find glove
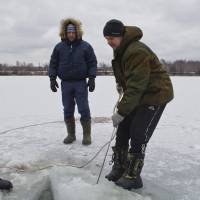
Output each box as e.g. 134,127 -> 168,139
111,112 -> 124,127
87,78 -> 95,92
116,83 -> 123,95
50,79 -> 59,92
0,178 -> 13,190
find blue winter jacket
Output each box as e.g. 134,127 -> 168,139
48,39 -> 97,81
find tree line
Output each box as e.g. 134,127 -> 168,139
161,60 -> 200,75
0,60 -> 200,75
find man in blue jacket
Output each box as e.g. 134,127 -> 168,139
48,18 -> 97,145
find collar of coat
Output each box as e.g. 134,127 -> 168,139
114,26 -> 143,59
65,38 -> 82,46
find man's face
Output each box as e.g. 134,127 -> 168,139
67,32 -> 76,42
105,36 -> 122,50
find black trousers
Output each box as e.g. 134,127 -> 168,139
115,104 -> 166,153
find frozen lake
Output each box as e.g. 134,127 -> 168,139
0,76 -> 200,200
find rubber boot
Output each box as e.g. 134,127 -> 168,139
115,152 -> 144,190
0,178 -> 13,190
105,146 -> 128,182
81,120 -> 91,145
63,117 -> 76,144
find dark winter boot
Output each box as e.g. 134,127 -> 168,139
105,146 -> 128,182
63,117 -> 76,144
81,120 -> 91,145
115,152 -> 144,190
0,178 -> 13,190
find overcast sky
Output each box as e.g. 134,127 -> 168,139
0,0 -> 199,65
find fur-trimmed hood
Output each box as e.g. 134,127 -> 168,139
59,18 -> 83,40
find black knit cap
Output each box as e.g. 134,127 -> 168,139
103,19 -> 125,37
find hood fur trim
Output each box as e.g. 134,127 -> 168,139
59,18 -> 83,40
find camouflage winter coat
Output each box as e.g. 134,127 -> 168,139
113,26 -> 174,116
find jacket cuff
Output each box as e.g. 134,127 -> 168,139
50,76 -> 57,81
117,109 -> 126,117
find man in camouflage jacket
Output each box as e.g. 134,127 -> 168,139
103,19 -> 174,190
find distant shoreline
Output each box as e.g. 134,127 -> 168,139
0,72 -> 199,76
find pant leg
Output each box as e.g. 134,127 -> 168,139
129,104 -> 166,153
74,80 -> 91,121
115,110 -> 136,148
61,81 -> 75,120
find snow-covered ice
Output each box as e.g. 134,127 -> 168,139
0,76 -> 200,200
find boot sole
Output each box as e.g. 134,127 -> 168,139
63,139 -> 76,144
82,141 -> 91,145
115,181 -> 143,190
